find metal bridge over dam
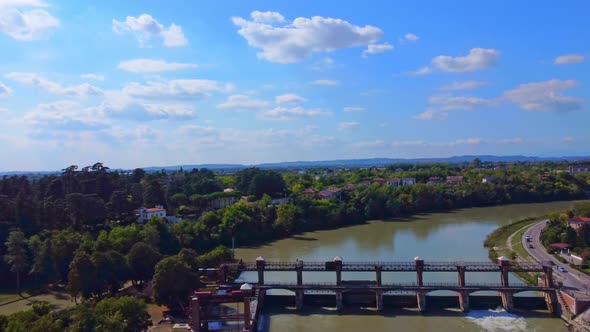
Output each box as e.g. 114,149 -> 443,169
189,256 -> 559,332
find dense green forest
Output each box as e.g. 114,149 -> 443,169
1,161 -> 589,323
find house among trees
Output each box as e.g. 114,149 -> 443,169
428,177 -> 445,184
567,216 -> 590,231
401,178 -> 416,185
569,165 -> 590,174
482,176 -> 496,184
318,187 -> 341,199
136,206 -> 167,223
446,176 -> 464,184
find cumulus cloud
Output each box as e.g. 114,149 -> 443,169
0,3 -> 59,41
6,72 -> 102,97
440,80 -> 488,91
24,100 -> 108,132
404,33 -> 419,42
343,106 -> 365,112
112,14 -> 187,47
352,140 -> 385,148
416,93 -> 495,121
503,79 -> 583,112
118,58 -> 198,73
0,82 -> 13,97
250,11 -> 285,23
260,106 -> 331,120
217,94 -> 270,110
96,98 -> 197,121
338,121 -> 360,130
310,79 -> 339,86
429,94 -> 495,110
554,54 -> 585,65
122,79 -> 232,100
414,109 -> 448,121
80,73 -> 105,81
232,12 -> 384,63
275,93 -> 306,105
414,48 -> 499,74
362,43 -> 393,57
178,124 -> 217,136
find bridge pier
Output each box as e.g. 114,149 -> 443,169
336,290 -> 344,311
334,256 -> 343,286
256,256 -> 265,285
414,256 -> 424,286
459,291 -> 470,313
500,290 -> 514,312
416,291 -> 426,312
498,256 -> 510,287
375,290 -> 384,311
544,291 -> 558,315
243,297 -> 252,332
375,264 -> 382,286
296,290 -> 304,310
190,297 -> 201,331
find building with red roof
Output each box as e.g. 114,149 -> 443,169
567,216 -> 590,231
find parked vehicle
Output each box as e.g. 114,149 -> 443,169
558,266 -> 567,272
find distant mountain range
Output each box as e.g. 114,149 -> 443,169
2,155 -> 589,176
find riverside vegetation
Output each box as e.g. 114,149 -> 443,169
1,160 -> 589,330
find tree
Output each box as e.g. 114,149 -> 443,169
142,178 -> 165,207
4,230 -> 29,292
274,203 -> 297,235
67,252 -> 97,299
127,242 -> 161,285
95,296 -> 149,332
152,256 -> 199,311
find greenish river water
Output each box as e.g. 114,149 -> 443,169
235,201 -> 579,332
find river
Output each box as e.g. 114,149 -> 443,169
234,201 -> 578,332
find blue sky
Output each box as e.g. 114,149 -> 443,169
0,0 -> 588,171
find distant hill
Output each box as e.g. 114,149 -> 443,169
2,155 -> 589,176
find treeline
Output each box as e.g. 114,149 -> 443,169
1,161 -> 589,314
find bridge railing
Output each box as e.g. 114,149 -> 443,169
238,281 -> 547,289
224,260 -> 544,272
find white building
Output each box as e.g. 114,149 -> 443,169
569,165 -> 590,175
401,178 -> 416,185
137,205 -> 167,223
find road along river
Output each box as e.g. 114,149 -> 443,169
235,201 -> 578,332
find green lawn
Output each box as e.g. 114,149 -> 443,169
511,226 -> 533,260
0,289 -> 73,316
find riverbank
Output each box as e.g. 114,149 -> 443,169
483,216 -> 544,284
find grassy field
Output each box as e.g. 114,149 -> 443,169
0,289 -> 73,316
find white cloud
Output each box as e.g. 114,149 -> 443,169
503,79 -> 583,112
414,109 -> 448,121
562,136 -> 576,142
0,107 -> 8,114
98,100 -> 196,121
275,93 -> 306,105
495,137 -> 525,144
310,79 -> 339,86
141,104 -> 195,120
0,6 -> 59,41
415,48 -> 499,74
178,125 -> 217,136
260,106 -> 331,120
410,67 -> 432,76
6,72 -> 102,97
416,93 -> 495,120
554,54 -> 585,65
118,58 -> 198,73
392,140 -> 426,147
0,82 -> 13,97
0,1 -> 48,8
217,94 -> 270,110
302,135 -> 336,147
23,100 -> 108,132
352,140 -> 385,148
343,106 -> 365,112
404,33 -> 419,42
429,94 -> 495,110
122,79 -> 232,100
80,73 -> 104,81
232,12 -> 384,63
112,14 -> 187,47
338,121 -> 360,130
250,11 -> 285,23
440,80 -> 488,91
363,43 -> 393,57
